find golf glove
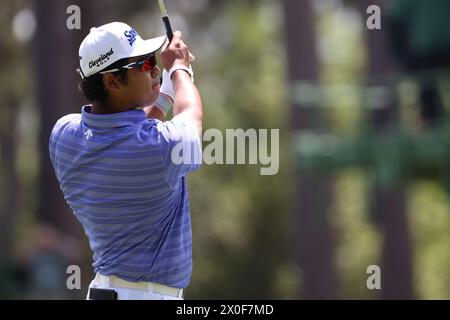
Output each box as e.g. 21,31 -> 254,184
156,64 -> 195,116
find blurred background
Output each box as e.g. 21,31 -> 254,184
0,0 -> 449,299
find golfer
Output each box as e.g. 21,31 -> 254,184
49,22 -> 203,300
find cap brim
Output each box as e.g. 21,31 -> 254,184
129,35 -> 166,57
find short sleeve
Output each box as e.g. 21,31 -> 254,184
157,115 -> 202,189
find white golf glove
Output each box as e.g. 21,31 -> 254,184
154,64 -> 195,116
160,68 -> 175,101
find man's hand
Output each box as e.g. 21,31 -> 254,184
159,31 -> 202,138
160,31 -> 190,71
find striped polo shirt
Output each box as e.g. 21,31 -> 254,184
49,105 -> 202,288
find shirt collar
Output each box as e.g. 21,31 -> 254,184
81,105 -> 146,128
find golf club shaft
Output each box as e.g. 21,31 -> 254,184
162,15 -> 173,41
157,0 -> 195,61
157,0 -> 173,41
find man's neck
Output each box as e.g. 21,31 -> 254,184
91,100 -> 134,114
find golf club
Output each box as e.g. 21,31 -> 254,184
156,0 -> 195,61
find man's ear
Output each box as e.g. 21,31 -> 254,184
102,73 -> 121,92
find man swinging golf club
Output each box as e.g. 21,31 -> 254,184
49,21 -> 203,300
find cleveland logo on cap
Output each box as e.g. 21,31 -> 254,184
88,48 -> 114,69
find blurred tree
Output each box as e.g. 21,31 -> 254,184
0,2 -> 21,256
283,0 -> 338,299
34,0 -> 107,235
185,0 -> 293,299
386,0 -> 450,126
0,1 -> 30,297
33,0 -> 108,298
363,0 -> 414,299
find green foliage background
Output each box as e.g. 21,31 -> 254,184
0,0 -> 448,299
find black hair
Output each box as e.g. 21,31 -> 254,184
78,58 -> 129,103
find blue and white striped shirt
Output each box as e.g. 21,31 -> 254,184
49,105 -> 201,288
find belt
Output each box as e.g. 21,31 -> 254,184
95,273 -> 184,298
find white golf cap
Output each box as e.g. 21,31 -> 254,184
78,22 -> 166,78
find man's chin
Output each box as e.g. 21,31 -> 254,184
135,95 -> 158,109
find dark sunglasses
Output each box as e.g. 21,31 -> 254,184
100,55 -> 157,74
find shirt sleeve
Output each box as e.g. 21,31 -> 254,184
48,114 -> 80,182
156,115 -> 202,189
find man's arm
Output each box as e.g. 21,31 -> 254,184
143,105 -> 165,121
171,69 -> 203,137
143,90 -> 174,121
160,31 -> 203,138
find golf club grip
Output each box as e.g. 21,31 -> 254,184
162,14 -> 196,62
162,16 -> 173,42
